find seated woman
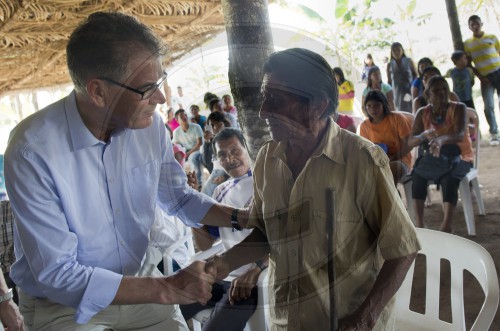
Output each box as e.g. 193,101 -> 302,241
408,76 -> 473,233
362,66 -> 396,115
360,91 -> 412,184
222,94 -> 238,117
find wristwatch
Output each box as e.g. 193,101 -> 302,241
0,288 -> 13,303
231,209 -> 242,231
255,259 -> 268,271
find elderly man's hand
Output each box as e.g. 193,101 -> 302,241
338,311 -> 375,331
159,261 -> 215,305
0,299 -> 24,331
229,265 -> 260,305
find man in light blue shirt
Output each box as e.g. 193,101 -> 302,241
4,12 -> 243,330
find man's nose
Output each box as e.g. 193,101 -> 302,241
151,88 -> 166,105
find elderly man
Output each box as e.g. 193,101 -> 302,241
210,48 -> 420,331
4,12 -> 243,330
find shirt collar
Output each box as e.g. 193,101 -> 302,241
271,117 -> 345,166
64,91 -> 107,150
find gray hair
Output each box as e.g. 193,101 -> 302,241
66,12 -> 165,93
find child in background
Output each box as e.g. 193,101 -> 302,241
446,50 -> 476,109
411,57 -> 433,99
361,53 -> 376,83
387,42 -> 417,113
333,67 -> 355,115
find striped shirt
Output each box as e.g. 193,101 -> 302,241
464,33 -> 500,77
0,201 -> 15,274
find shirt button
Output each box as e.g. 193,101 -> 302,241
108,178 -> 113,183
120,240 -> 125,246
115,209 -> 120,214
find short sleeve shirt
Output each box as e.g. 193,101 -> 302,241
247,119 -> 420,331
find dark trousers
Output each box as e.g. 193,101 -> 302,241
180,280 -> 258,331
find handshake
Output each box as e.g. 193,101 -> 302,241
164,256 -> 229,305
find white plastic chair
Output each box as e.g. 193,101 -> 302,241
458,135 -> 485,236
394,228 -> 499,331
189,243 -> 269,331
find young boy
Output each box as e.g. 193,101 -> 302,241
464,15 -> 500,145
446,50 -> 475,109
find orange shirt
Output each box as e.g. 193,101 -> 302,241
421,102 -> 474,162
360,112 -> 412,168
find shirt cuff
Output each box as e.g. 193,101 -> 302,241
75,268 -> 122,324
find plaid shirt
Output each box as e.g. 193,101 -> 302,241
0,201 -> 15,274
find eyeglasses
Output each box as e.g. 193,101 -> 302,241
99,72 -> 167,100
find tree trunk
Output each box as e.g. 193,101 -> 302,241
221,0 -> 274,161
445,0 -> 464,51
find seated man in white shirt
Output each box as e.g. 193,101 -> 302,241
181,128 -> 268,331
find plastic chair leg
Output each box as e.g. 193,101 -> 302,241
471,178 -> 486,215
459,180 -> 476,236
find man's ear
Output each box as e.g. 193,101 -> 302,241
86,79 -> 107,107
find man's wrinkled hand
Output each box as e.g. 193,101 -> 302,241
161,260 -> 215,305
0,300 -> 24,331
338,312 -> 375,331
229,266 -> 260,305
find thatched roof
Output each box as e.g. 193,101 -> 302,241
0,0 -> 225,94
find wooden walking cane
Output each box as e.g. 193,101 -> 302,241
326,188 -> 338,331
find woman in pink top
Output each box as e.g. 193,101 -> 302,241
222,94 -> 237,116
409,76 -> 473,233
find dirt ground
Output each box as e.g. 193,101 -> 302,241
402,141 -> 500,329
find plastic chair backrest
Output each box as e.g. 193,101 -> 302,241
395,228 -> 499,331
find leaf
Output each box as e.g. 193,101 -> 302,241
407,0 -> 417,15
296,4 -> 325,21
335,0 -> 350,19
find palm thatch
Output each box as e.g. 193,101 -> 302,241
0,0 -> 225,94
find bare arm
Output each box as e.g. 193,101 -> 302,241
427,103 -> 467,157
389,135 -> 411,162
0,273 -> 23,331
339,253 -> 417,330
411,84 -> 419,100
411,96 -> 422,115
192,226 -> 217,251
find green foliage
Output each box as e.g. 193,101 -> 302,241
335,0 -> 351,19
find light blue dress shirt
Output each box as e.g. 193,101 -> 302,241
4,91 -> 216,324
